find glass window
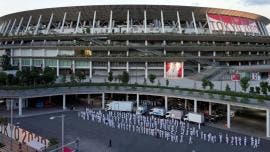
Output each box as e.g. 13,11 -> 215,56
45,59 -> 57,66
76,61 -> 89,67
59,60 -> 72,67
21,59 -> 30,66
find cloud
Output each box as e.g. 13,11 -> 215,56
244,0 -> 270,5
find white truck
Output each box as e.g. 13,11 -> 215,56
183,112 -> 205,124
106,101 -> 133,112
165,110 -> 184,120
149,107 -> 166,117
136,105 -> 148,115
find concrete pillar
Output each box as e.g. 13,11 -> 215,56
9,19 -> 17,35
227,104 -> 231,128
91,11 -> 96,34
63,94 -> 66,110
46,13 -> 54,34
89,61 -> 92,79
136,93 -> 139,108
56,59 -> 60,77
209,103 -> 212,115
144,10 -> 147,33
75,11 -> 81,33
198,63 -> 201,73
164,62 -> 166,78
192,11 -> 198,34
126,10 -> 130,33
145,62 -> 148,79
194,100 -> 197,113
165,96 -> 168,111
126,62 -> 129,72
15,17 -> 24,35
34,15 -> 42,35
102,93 -> 105,109
206,13 -> 212,34
18,97 -> 22,116
184,99 -> 187,110
161,10 -> 165,33
72,60 -> 75,74
267,109 -> 270,137
60,12 -> 67,33
176,11 -> 182,33
126,94 -> 129,101
24,16 -> 32,34
108,10 -> 113,33
87,94 -> 91,105
108,61 -> 111,73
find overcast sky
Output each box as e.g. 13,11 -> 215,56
0,0 -> 269,29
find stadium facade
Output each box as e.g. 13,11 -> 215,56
0,5 -> 269,79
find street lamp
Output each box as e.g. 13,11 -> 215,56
49,114 -> 65,152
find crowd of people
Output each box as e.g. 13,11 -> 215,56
78,108 -> 261,149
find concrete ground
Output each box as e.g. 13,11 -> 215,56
15,111 -> 270,152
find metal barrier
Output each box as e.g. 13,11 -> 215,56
44,138 -> 80,152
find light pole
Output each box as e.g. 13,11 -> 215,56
50,114 -> 65,152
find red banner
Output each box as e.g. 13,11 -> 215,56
166,62 -> 183,79
231,74 -> 240,81
207,13 -> 260,34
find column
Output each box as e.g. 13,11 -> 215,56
56,59 -> 60,77
108,61 -> 111,73
60,12 -> 67,33
34,15 -> 42,35
267,109 -> 270,137
227,104 -> 231,128
102,93 -> 105,109
145,61 -> 148,79
136,93 -> 139,108
87,94 -> 91,105
176,11 -> 182,33
161,10 -> 165,33
91,11 -> 96,34
126,10 -> 130,33
63,94 -> 66,110
109,10 -> 113,33
184,99 -> 187,109
46,13 -> 54,34
144,10 -> 147,33
192,11 -> 198,34
194,99 -> 197,113
0,22 -> 6,34
15,17 -> 24,35
126,94 -> 129,101
89,61 -> 92,79
163,62 -> 166,78
75,12 -> 81,33
72,60 -> 75,74
209,102 -> 212,115
25,16 -> 32,34
126,62 -> 129,72
198,63 -> 201,73
165,96 -> 168,111
18,97 -> 22,116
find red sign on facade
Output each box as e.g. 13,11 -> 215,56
231,74 -> 240,81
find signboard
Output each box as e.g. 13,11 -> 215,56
231,73 -> 240,81
0,124 -> 49,147
251,72 -> 261,80
166,62 -> 184,79
207,13 -> 260,34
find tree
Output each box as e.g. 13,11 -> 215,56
121,71 -> 129,84
260,81 -> 268,95
76,71 -> 86,82
249,87 -> 255,94
42,67 -> 56,85
255,86 -> 261,94
240,77 -> 250,92
86,27 -> 91,34
208,81 -> 214,90
108,71 -> 113,83
61,75 -> 66,83
70,74 -> 76,83
117,74 -> 122,83
0,72 -> 7,86
2,55 -> 12,70
166,79 -> 169,87
149,74 -> 156,84
201,78 -> 209,89
225,84 -> 231,92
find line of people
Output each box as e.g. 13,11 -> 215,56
78,108 -> 261,149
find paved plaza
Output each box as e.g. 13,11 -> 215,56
15,111 -> 270,152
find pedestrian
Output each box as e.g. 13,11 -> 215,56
108,139 -> 112,147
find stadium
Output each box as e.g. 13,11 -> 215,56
0,5 -> 269,80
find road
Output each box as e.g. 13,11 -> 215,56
15,111 -> 270,152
